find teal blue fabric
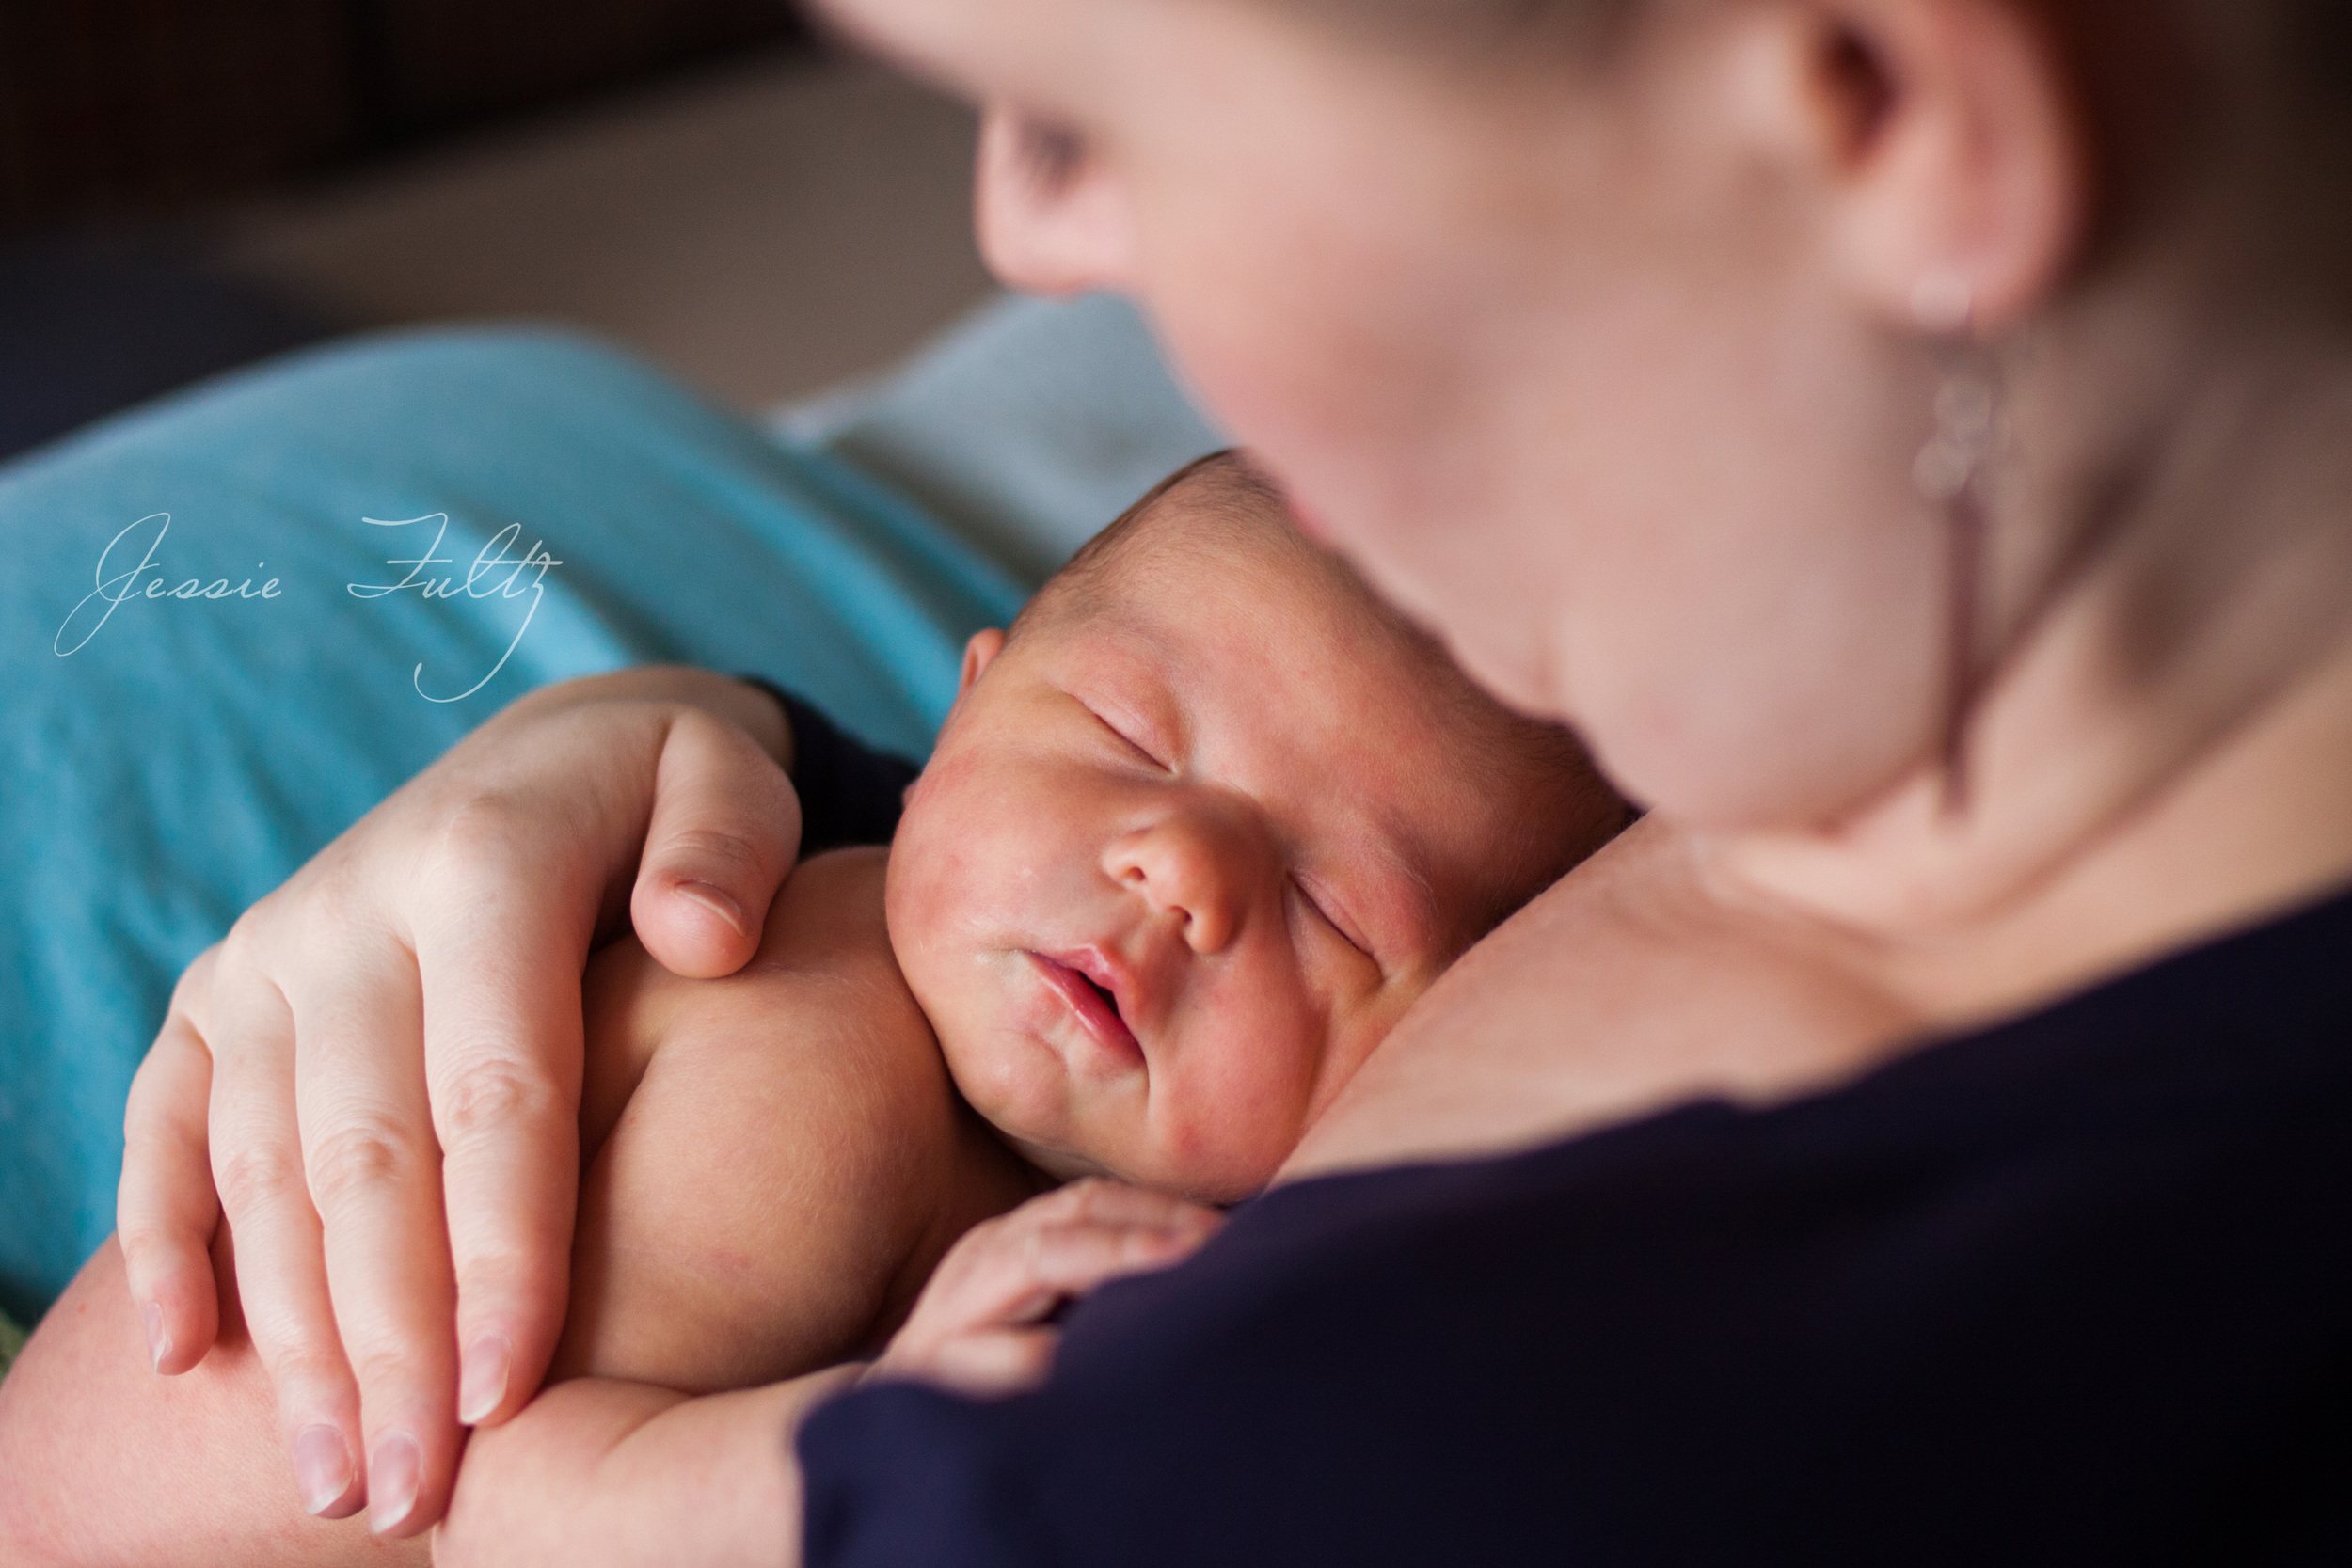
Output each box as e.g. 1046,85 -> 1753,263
0,324 -> 1027,1325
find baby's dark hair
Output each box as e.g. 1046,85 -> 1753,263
1014,450 -> 1632,938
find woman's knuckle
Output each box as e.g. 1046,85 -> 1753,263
166,943 -> 225,1014
437,1058 -> 558,1146
656,825 -> 766,882
428,793 -> 537,882
214,1141 -> 305,1216
303,1117 -> 429,1210
216,905 -> 276,973
115,1215 -> 181,1260
346,1338 -> 433,1395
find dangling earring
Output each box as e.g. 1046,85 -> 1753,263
1910,273 -> 2001,817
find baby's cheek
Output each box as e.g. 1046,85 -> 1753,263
1160,990 -> 1327,1197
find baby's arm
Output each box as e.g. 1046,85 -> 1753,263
0,849 -> 1036,1565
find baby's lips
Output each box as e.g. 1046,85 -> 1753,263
1030,950 -> 1145,1063
1047,942 -> 1147,1035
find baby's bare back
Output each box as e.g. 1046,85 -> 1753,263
559,847 -> 1043,1394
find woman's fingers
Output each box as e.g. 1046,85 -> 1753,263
293,941 -> 463,1537
117,975 -> 223,1377
203,951 -> 368,1521
105,674 -> 810,1537
410,834 -> 595,1438
628,707 -> 802,981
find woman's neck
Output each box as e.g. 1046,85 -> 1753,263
1712,324 -> 2352,1032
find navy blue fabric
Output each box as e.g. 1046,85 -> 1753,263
750,682 -> 922,855
800,883 -> 2352,1566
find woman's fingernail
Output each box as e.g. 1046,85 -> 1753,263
143,1301 -> 171,1372
675,880 -> 747,937
458,1331 -> 513,1425
294,1424 -> 355,1517
368,1432 -> 422,1534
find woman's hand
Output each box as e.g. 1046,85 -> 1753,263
114,667 -> 804,1538
867,1180 -> 1224,1398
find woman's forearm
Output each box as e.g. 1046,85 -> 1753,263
437,1367 -> 865,1568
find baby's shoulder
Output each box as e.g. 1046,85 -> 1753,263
564,848 -> 1028,1387
743,846 -> 917,1008
602,847 -> 949,1148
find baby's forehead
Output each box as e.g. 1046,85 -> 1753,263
1016,495 -> 1611,958
1057,479 -> 1380,641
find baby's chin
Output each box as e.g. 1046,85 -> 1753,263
930,1006 -> 1295,1203
997,1118 -> 1272,1207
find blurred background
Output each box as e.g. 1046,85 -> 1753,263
0,0 -> 996,462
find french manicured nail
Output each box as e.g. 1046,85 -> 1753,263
458,1331 -> 513,1425
294,1424 -> 355,1517
143,1301 -> 170,1372
368,1432 -> 421,1534
675,880 -> 747,937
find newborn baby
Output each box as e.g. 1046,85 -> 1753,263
557,452 -> 1627,1398
0,452 -> 1628,1562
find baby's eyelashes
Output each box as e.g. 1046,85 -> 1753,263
1091,706 -> 1168,770
1293,872 -> 1375,963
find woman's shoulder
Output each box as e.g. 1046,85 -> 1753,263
1281,816 -> 1928,1182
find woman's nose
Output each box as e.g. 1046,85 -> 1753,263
975,103 -> 1137,298
1102,808 -> 1262,956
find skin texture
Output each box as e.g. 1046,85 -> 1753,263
841,0 -> 2352,1149
102,665 -> 811,1536
555,850 -> 1041,1394
87,0 -> 2352,1555
890,485 -> 1620,1203
2,478 -> 1618,1562
0,851 -> 1040,1567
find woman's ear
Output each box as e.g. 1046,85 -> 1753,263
958,627 -> 1009,700
1765,0 -> 2091,335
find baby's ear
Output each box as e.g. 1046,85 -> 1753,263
958,628 -> 1008,699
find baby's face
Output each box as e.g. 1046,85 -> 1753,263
886,496 -> 1575,1202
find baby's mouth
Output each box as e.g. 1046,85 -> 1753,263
1026,951 -> 1144,1063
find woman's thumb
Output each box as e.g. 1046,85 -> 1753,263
628,708 -> 802,978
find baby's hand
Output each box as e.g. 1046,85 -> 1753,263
866,1180 -> 1223,1398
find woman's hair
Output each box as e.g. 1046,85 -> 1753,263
1273,0 -> 1626,58
1278,1 -> 2352,110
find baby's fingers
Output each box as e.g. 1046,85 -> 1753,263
883,1327 -> 1062,1400
118,989 -> 223,1376
879,1181 -> 1224,1389
990,1214 -> 1211,1324
1027,1176 -> 1226,1241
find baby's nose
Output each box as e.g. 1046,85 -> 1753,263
1102,807 -> 1265,955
